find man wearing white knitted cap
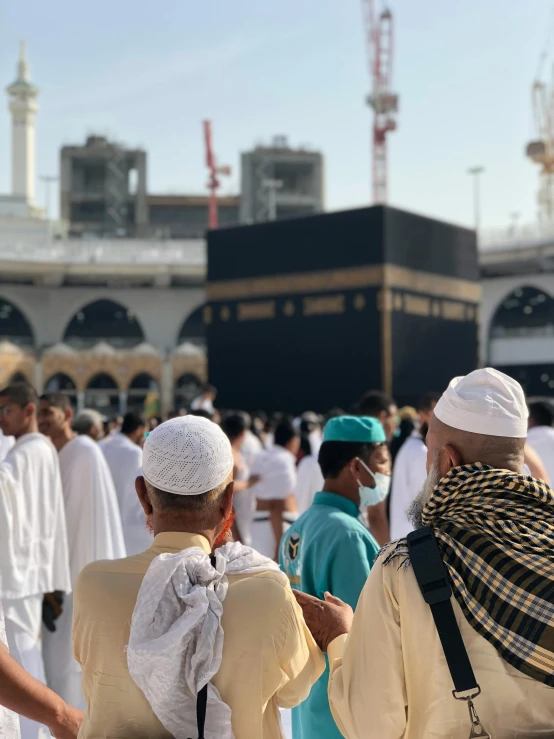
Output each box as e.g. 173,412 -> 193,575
72,415 -> 323,739
295,368 -> 554,739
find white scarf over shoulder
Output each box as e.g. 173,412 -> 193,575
127,541 -> 280,739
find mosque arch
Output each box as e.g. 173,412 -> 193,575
174,372 -> 203,410
63,299 -> 145,350
0,298 -> 34,348
489,285 -> 554,340
177,305 -> 206,347
9,371 -> 29,384
84,372 -> 120,416
127,372 -> 160,413
44,373 -> 77,400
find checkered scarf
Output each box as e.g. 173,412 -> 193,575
382,463 -> 554,686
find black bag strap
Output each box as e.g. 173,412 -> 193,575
406,527 -> 479,697
196,682 -> 208,739
190,553 -> 217,739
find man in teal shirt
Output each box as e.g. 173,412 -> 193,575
279,415 -> 391,739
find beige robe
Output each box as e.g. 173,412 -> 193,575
328,555 -> 554,739
73,532 -> 323,739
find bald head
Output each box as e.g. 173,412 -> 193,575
426,412 -> 525,479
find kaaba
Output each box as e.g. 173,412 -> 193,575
205,206 -> 479,413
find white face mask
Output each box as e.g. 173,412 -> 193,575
357,458 -> 391,507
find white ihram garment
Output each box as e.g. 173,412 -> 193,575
240,430 -> 262,471
249,446 -> 297,557
389,433 -> 428,540
0,600 -> 21,739
101,433 -> 153,555
294,455 -> 324,514
42,435 -> 127,709
127,542 -> 280,739
527,425 -> 554,487
233,464 -> 255,547
0,431 -> 14,462
0,433 -> 71,739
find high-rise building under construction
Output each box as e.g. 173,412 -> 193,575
240,136 -> 324,224
60,135 -> 148,238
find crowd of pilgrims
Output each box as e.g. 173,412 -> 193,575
0,372 -> 553,738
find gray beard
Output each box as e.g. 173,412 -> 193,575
407,458 -> 442,530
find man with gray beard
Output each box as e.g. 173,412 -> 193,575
295,368 -> 554,739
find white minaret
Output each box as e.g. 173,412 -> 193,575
6,41 -> 39,204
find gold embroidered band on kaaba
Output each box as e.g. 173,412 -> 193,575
206,264 -> 481,304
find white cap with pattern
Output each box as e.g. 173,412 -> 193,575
142,415 -> 234,495
434,367 -> 528,439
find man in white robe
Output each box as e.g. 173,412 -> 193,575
0,384 -> 71,739
527,399 -> 554,485
101,411 -> 152,555
294,454 -> 324,513
38,393 -> 126,710
389,392 -> 440,540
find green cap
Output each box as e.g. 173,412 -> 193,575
323,415 -> 386,444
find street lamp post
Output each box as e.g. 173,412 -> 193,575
40,175 -> 58,221
467,166 -> 484,244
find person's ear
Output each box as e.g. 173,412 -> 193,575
438,444 -> 461,477
136,476 -> 153,516
65,407 -> 74,424
26,402 -> 36,421
221,481 -> 234,519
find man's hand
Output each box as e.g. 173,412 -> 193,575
50,704 -> 84,739
293,590 -> 353,652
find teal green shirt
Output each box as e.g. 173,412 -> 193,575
279,491 -> 379,739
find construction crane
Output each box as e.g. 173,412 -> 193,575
526,27 -> 554,229
361,0 -> 399,204
203,120 -> 231,230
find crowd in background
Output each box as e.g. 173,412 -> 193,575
1,375 -> 554,739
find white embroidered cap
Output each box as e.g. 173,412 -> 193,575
434,367 -> 528,439
142,415 -> 234,495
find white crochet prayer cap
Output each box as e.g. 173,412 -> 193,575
434,367 -> 528,439
142,415 -> 233,495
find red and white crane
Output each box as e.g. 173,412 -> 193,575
203,120 -> 231,230
361,0 -> 399,204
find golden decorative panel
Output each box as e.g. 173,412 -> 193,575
206,263 -> 480,304
303,294 -> 345,317
441,300 -> 466,322
207,265 -> 384,302
171,355 -> 207,383
283,300 -> 296,317
403,295 -> 431,317
237,301 -> 276,322
42,352 -> 163,391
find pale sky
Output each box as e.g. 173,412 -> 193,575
0,0 -> 551,230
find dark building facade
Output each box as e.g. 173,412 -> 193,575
206,206 -> 479,413
147,195 -> 240,238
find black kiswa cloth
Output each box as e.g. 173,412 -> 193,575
381,463 -> 554,686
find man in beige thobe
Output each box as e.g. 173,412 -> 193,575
297,368 -> 554,739
73,415 -> 323,739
